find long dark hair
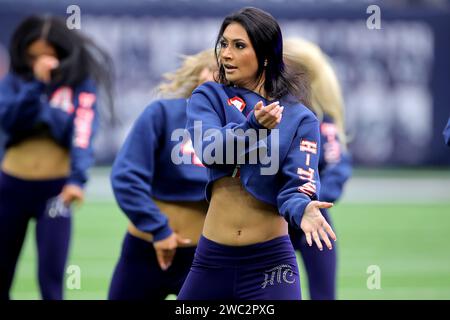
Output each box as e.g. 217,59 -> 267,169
214,7 -> 309,105
9,15 -> 115,122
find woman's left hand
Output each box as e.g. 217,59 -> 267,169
60,184 -> 84,206
254,101 -> 284,129
300,201 -> 336,250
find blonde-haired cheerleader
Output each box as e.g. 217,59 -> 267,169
284,37 -> 352,300
108,49 -> 216,299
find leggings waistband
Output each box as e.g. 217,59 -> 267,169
194,234 -> 295,267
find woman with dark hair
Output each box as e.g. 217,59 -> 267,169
108,49 -> 216,300
284,37 -> 352,300
178,7 -> 336,300
0,15 -> 113,300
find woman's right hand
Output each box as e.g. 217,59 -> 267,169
153,232 -> 192,271
33,55 -> 59,83
300,201 -> 336,251
254,100 -> 284,129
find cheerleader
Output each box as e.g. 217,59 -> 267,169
284,37 -> 352,300
0,15 -> 113,300
108,50 -> 216,299
178,7 -> 336,300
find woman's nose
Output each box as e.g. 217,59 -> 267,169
221,47 -> 232,60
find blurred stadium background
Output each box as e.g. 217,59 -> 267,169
0,0 -> 449,299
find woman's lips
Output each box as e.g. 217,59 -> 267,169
224,64 -> 238,72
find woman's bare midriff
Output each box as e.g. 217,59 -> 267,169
202,176 -> 287,246
128,199 -> 208,246
1,137 -> 70,179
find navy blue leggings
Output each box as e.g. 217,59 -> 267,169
108,232 -> 196,300
0,171 -> 71,300
177,234 -> 301,300
289,209 -> 337,300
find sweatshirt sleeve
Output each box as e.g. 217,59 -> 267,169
318,120 -> 352,203
277,115 -> 321,230
186,85 -> 269,168
110,102 -> 173,241
0,74 -> 46,133
444,118 -> 450,147
67,79 -> 99,188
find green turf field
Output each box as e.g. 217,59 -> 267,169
9,170 -> 450,300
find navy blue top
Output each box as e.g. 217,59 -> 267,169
0,73 -> 99,187
186,81 -> 322,230
317,114 -> 352,203
110,98 -> 208,241
444,118 -> 450,147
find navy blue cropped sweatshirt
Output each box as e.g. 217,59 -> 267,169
0,73 -> 98,187
186,82 -> 321,230
110,98 -> 208,241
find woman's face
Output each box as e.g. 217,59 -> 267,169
26,39 -> 57,67
219,22 -> 260,89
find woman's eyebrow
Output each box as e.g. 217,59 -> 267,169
221,36 -> 247,42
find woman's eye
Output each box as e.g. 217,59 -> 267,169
220,40 -> 228,48
236,43 -> 246,49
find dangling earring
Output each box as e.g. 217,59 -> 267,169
264,59 -> 268,67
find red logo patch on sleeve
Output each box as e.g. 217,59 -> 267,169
227,96 -> 246,112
